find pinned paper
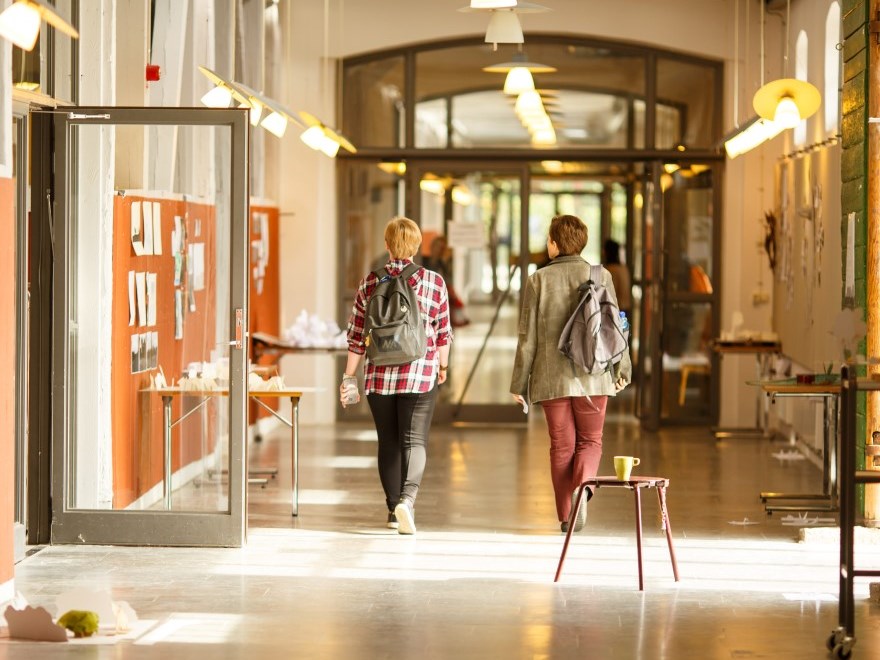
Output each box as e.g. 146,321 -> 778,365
128,271 -> 135,326
130,203 -> 145,256
142,201 -> 154,255
3,605 -> 69,642
151,203 -> 163,255
135,272 -> 147,327
192,243 -> 205,291
146,273 -> 157,326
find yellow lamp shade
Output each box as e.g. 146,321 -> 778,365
753,78 -> 821,126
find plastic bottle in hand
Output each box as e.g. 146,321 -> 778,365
619,311 -> 629,341
341,375 -> 359,407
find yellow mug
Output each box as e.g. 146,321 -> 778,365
614,456 -> 641,481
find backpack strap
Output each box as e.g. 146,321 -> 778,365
589,264 -> 603,286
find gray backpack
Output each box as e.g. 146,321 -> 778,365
557,263 -> 628,374
364,263 -> 428,366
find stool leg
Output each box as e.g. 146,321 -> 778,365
554,484 -> 587,582
657,486 -> 680,582
634,485 -> 644,591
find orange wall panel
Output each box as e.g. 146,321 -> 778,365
0,177 -> 15,585
111,196 -> 216,508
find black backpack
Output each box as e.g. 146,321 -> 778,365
364,263 -> 428,367
557,263 -> 628,375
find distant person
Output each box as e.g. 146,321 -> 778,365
511,215 -> 631,534
603,239 -> 631,319
423,234 -> 469,327
341,217 -> 453,535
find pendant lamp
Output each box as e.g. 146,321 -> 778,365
0,0 -> 78,51
752,0 -> 821,130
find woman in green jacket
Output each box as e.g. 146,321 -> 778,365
511,215 -> 631,533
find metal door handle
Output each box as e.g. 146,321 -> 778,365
234,308 -> 243,349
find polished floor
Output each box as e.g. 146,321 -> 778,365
3,397 -> 880,659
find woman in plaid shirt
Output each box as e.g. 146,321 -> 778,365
341,217 -> 453,535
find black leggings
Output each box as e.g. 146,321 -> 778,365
367,387 -> 438,511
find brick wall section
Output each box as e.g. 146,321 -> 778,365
841,0 -> 870,512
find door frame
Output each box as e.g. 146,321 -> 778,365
47,107 -> 250,547
406,159 -> 530,424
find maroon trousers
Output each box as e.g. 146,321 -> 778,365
541,395 -> 608,522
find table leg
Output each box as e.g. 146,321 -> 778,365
828,394 -> 839,502
554,484 -> 587,582
634,485 -> 644,591
657,486 -> 680,582
291,396 -> 299,517
162,395 -> 172,510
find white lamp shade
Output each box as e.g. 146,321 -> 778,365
319,135 -> 341,157
531,128 -> 556,145
515,90 -> 544,116
723,117 -> 785,158
503,67 -> 535,95
201,85 -> 233,108
261,111 -> 288,138
239,101 -> 263,126
0,2 -> 42,51
471,1 -> 517,8
484,10 -> 522,48
300,125 -> 326,150
773,96 -> 801,129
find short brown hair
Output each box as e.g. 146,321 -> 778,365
549,215 -> 587,256
385,217 -> 422,259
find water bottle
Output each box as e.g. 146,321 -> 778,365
619,311 -> 629,340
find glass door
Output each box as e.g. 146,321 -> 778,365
636,163 -> 663,430
410,163 -> 528,424
48,108 -> 249,546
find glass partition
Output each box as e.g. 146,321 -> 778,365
68,124 -> 232,513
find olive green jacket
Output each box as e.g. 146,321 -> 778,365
510,255 -> 633,404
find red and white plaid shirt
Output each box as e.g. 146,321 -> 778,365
346,259 -> 453,394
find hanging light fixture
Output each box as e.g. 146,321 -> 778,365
0,0 -> 78,52
484,52 -> 557,95
470,0 -> 517,7
752,0 -> 821,130
459,2 -> 550,51
299,111 -> 357,157
198,66 -> 305,138
721,0 -> 786,158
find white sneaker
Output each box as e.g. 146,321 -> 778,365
394,501 -> 417,535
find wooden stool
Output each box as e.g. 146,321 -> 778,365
554,476 -> 680,591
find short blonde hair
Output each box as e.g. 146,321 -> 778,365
385,217 -> 422,259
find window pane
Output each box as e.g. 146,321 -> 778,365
655,58 -> 719,149
415,41 -> 646,150
662,166 -> 714,293
342,56 -> 405,148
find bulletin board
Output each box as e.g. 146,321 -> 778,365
111,193 -> 216,508
248,202 -> 281,421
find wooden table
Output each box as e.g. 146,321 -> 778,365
555,476 -> 680,591
711,339 -> 781,439
753,378 -> 840,514
147,387 -> 316,516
